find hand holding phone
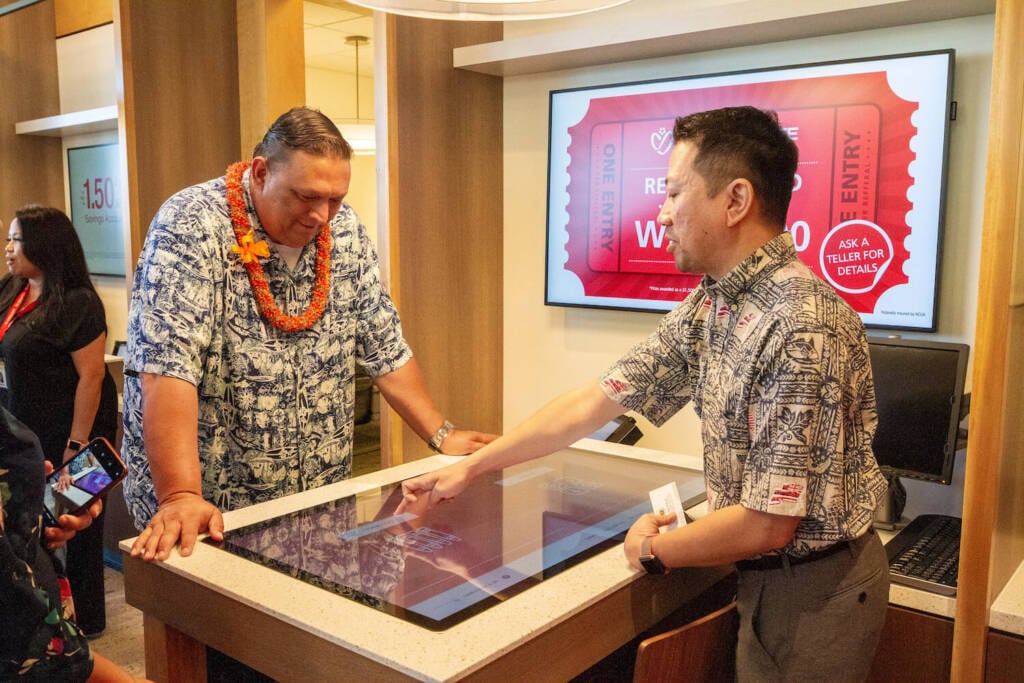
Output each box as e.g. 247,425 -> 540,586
42,437 -> 126,527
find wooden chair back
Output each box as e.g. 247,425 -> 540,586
633,601 -> 738,683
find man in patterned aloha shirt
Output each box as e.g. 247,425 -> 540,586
401,107 -> 890,681
124,107 -> 495,563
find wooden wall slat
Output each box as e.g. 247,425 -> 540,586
54,0 -> 111,37
115,0 -> 242,272
384,16 -> 503,463
952,0 -> 1024,680
0,0 -> 63,244
236,0 -> 305,158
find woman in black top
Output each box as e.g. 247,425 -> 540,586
0,206 -> 118,637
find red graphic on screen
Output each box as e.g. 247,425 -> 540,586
559,71 -> 916,313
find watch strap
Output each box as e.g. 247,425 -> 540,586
428,420 -> 455,452
640,534 -> 669,575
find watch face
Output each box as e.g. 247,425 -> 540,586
640,554 -> 666,575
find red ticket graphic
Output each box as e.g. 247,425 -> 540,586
588,119 -> 680,276
559,71 -> 916,312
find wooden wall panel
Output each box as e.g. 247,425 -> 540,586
868,606 -> 954,682
236,0 -> 305,157
116,0 -> 241,271
0,0 -> 64,248
953,0 -> 1024,680
986,630 -> 1024,680
384,16 -> 503,463
54,0 -> 111,37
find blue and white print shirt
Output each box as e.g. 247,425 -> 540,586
122,168 -> 412,527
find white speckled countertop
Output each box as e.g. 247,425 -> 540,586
990,560 -> 1024,636
120,439 -> 709,682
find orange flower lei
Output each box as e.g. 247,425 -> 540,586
225,161 -> 332,332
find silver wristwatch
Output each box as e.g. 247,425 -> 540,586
428,420 -> 455,452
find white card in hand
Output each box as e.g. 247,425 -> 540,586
649,482 -> 686,532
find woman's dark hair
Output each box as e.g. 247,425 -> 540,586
253,106 -> 353,163
13,205 -> 98,333
672,106 -> 799,226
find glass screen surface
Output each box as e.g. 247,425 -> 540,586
546,50 -> 954,330
209,450 -> 704,630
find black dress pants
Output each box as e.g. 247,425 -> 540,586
65,506 -> 106,635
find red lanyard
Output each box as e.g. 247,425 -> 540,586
0,284 -> 38,342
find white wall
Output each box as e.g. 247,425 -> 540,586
502,13 -> 994,520
307,66 -> 375,122
307,66 -> 379,247
56,23 -> 115,113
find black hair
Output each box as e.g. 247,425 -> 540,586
253,106 -> 353,162
672,106 -> 799,226
13,205 -> 98,334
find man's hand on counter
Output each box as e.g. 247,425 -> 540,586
130,491 -> 224,561
624,512 -> 678,570
399,460 -> 475,513
438,429 -> 498,455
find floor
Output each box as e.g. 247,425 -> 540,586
91,566 -> 146,678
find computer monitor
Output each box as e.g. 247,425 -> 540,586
867,337 -> 970,528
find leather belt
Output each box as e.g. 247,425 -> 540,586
735,529 -> 873,572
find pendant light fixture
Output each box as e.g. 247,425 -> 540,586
342,34 -> 375,155
346,0 -> 631,21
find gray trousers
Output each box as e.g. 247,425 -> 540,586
735,530 -> 890,682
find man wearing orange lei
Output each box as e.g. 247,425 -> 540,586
123,107 -> 495,561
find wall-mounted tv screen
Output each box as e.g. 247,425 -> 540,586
67,142 -> 125,277
545,50 -> 954,331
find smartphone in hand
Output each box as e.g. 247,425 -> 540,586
42,437 -> 126,526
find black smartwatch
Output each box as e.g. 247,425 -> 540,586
66,438 -> 85,452
639,534 -> 669,575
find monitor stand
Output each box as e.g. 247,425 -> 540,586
873,473 -> 908,531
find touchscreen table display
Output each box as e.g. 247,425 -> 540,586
209,450 -> 705,630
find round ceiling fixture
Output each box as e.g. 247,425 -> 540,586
347,0 -> 631,21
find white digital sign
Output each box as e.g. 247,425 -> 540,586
67,143 -> 125,276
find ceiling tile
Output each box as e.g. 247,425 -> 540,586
304,1 -> 374,75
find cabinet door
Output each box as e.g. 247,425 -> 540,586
868,606 -> 954,682
987,630 -> 1024,682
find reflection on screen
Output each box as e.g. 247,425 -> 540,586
212,450 -> 704,630
44,447 -> 112,519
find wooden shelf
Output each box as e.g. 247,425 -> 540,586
453,0 -> 995,76
15,105 -> 117,137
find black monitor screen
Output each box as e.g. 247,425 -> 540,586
868,337 -> 969,484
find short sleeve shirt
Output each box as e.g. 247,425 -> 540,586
0,278 -> 117,463
122,168 -> 412,527
600,232 -> 887,557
